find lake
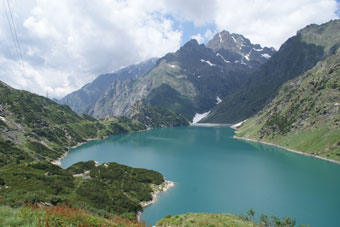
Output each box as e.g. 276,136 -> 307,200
61,126 -> 340,226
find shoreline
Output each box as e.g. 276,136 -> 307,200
230,119 -> 247,129
234,135 -> 340,165
137,180 -> 175,222
50,127 -> 153,167
51,136 -> 109,167
190,123 -> 230,127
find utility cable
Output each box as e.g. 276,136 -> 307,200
2,0 -> 28,87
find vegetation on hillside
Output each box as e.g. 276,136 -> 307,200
0,81 -> 146,167
0,204 -> 145,227
157,209 -> 299,227
236,46 -> 340,161
130,101 -> 189,128
0,161 -> 164,219
0,81 -> 168,222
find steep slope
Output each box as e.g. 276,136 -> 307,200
0,80 -> 146,167
203,20 -> 340,123
88,34 -> 274,121
59,58 -> 158,113
236,48 -> 340,161
130,101 -> 189,128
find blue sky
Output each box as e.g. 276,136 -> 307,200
0,0 -> 339,98
175,20 -> 216,46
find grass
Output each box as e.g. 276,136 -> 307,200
157,213 -> 254,227
0,204 -> 145,227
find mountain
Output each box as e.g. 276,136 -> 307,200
235,47 -> 340,161
59,58 -> 158,113
86,33 -> 275,121
202,20 -> 340,123
0,80 -> 148,167
206,31 -> 276,68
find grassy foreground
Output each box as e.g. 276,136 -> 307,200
157,213 -> 253,227
0,204 -> 144,227
157,211 -> 298,227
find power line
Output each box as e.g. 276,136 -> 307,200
2,0 -> 28,87
2,0 -> 19,59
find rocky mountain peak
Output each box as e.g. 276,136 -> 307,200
206,30 -> 276,67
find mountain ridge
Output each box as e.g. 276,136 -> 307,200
84,32 -> 275,121
202,19 -> 340,123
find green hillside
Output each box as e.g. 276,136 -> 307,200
130,101 -> 189,128
0,80 -> 171,221
0,161 -> 164,219
0,80 -> 146,167
236,47 -> 340,161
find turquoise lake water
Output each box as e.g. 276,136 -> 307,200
61,126 -> 340,227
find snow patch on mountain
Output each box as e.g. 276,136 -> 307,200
253,48 -> 263,52
192,111 -> 211,123
168,64 -> 177,68
216,96 -> 222,104
216,53 -> 230,63
200,59 -> 216,66
262,53 -> 271,59
219,32 -> 223,43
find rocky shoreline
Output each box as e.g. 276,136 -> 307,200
137,180 -> 175,222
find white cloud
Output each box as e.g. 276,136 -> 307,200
191,33 -> 204,43
0,0 -> 182,98
191,29 -> 216,44
162,0 -> 217,26
0,0 -> 338,99
214,0 -> 338,48
165,0 -> 339,48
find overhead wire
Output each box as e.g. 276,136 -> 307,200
2,0 -> 28,87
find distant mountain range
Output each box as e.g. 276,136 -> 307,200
60,30 -> 275,122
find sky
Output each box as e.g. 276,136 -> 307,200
0,0 -> 339,99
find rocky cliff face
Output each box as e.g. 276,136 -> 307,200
206,30 -> 276,68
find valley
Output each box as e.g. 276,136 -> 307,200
0,17 -> 339,227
